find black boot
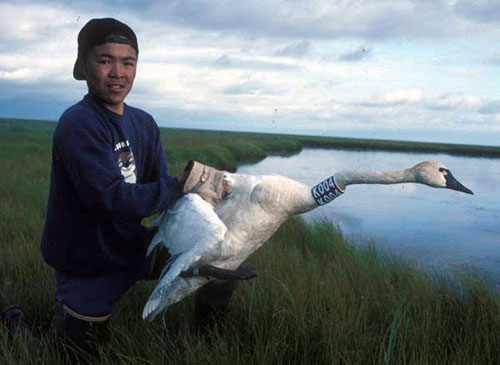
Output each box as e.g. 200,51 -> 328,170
2,305 -> 34,336
49,301 -> 110,362
195,262 -> 255,330
195,278 -> 237,330
1,305 -> 41,355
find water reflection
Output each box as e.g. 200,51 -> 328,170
237,148 -> 500,282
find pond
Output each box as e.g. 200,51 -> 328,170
237,148 -> 500,284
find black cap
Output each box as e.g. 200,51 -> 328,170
73,18 -> 139,80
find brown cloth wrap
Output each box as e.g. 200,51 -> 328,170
180,160 -> 232,206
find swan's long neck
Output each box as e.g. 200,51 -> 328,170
334,168 -> 416,190
308,168 -> 416,208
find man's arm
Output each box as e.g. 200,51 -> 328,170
54,116 -> 180,221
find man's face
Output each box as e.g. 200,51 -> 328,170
83,42 -> 137,114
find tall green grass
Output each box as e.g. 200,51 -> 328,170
2,118 -> 500,364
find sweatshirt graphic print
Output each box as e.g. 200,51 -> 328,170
115,140 -> 136,184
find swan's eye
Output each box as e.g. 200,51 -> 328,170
439,168 -> 445,172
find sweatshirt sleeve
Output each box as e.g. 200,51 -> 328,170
150,126 -> 171,183
54,113 -> 180,221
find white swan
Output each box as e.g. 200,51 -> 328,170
142,160 -> 473,320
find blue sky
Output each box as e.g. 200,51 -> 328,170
1,0 -> 499,146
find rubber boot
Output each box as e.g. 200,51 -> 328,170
2,305 -> 35,336
1,305 -> 41,353
48,301 -> 110,363
195,262 -> 255,330
195,278 -> 237,330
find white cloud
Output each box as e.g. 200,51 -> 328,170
274,40 -> 311,59
0,0 -> 499,145
221,80 -> 283,95
479,99 -> 500,115
375,89 -> 424,105
338,46 -> 372,62
137,0 -> 500,40
435,94 -> 482,110
0,3 -> 77,42
0,68 -> 37,80
454,0 -> 500,24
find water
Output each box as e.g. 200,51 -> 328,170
237,148 -> 500,282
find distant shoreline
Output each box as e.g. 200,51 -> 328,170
297,137 -> 500,158
2,116 -> 499,158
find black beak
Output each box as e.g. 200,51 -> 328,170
445,171 -> 474,195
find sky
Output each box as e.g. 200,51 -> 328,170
1,0 -> 499,146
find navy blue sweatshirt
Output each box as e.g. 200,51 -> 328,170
41,94 -> 180,277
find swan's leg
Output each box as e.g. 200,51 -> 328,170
180,264 -> 257,280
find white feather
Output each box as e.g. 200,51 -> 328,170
142,194 -> 226,319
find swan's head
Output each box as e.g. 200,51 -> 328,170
410,161 -> 473,194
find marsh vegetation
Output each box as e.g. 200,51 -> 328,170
1,118 -> 500,364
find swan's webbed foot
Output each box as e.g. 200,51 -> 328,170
180,263 -> 257,280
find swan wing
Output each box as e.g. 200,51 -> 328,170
147,194 -> 226,255
143,276 -> 208,320
142,193 -> 227,320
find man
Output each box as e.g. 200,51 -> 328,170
39,17 -> 184,351
2,18 -> 241,354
